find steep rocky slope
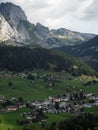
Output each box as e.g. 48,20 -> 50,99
0,2 -> 95,48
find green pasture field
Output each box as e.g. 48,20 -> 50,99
1,70 -> 97,100
0,107 -> 74,130
0,71 -> 83,100
0,70 -> 98,130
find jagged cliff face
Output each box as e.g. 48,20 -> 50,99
0,2 -> 30,44
51,28 -> 95,46
0,2 -> 27,27
34,23 -> 63,48
0,13 -> 13,42
0,2 -> 96,48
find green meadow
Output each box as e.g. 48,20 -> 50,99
0,108 -> 74,130
0,71 -> 97,100
0,70 -> 98,130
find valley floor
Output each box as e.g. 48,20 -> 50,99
0,70 -> 98,130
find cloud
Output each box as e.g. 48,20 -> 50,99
0,0 -> 98,34
0,0 -> 97,21
81,0 -> 98,20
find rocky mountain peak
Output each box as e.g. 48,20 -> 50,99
0,2 -> 30,43
35,23 -> 49,36
0,2 -> 96,48
0,2 -> 27,27
51,28 -> 70,35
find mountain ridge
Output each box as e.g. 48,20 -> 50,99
0,2 -> 96,48
55,35 -> 98,71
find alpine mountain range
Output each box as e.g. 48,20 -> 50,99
0,2 -> 98,71
0,2 -> 96,48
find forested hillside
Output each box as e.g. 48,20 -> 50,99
0,46 -> 95,76
55,36 -> 98,72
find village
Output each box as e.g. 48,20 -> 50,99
0,91 -> 98,126
0,71 -> 98,126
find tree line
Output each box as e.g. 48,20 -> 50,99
0,46 -> 95,76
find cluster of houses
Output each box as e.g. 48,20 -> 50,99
0,91 -> 98,113
0,91 -> 98,126
0,71 -> 98,127
0,96 -> 26,112
83,93 -> 98,108
18,93 -> 98,125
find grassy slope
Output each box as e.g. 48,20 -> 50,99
0,71 -> 98,100
85,107 -> 98,116
0,70 -> 98,130
0,71 -> 66,100
0,108 -> 74,130
0,109 -> 24,130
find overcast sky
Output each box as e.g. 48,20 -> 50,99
0,0 -> 98,34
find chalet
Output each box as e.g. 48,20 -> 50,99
85,93 -> 92,97
59,102 -> 67,109
31,101 -> 42,107
61,96 -> 70,101
26,116 -> 32,120
48,96 -> 52,100
53,97 -> 61,102
21,73 -> 27,78
90,96 -> 98,100
11,97 -> 16,101
93,100 -> 98,106
18,104 -> 26,108
82,103 -> 92,108
42,100 -> 51,106
6,106 -> 17,111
